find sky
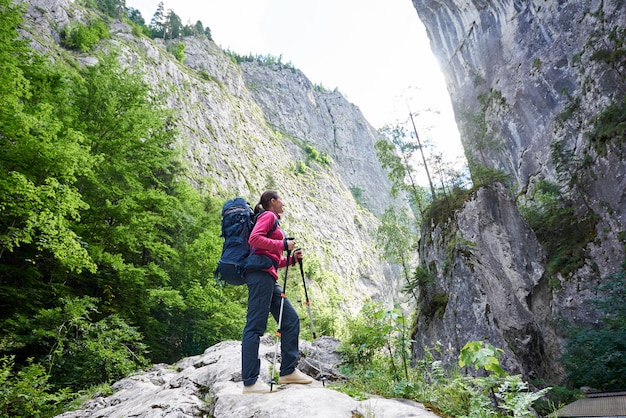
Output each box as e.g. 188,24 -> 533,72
127,0 -> 465,166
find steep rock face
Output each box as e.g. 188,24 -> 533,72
239,62 -> 393,215
415,185 -> 562,381
21,0 -> 402,315
412,0 -> 626,380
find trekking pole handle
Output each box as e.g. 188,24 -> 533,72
284,237 -> 295,251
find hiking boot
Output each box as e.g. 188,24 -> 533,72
242,380 -> 272,394
278,369 -> 313,384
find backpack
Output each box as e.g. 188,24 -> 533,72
214,198 -> 278,285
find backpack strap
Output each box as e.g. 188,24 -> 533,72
255,210 -> 279,236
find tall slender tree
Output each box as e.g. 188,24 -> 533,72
408,108 -> 436,200
149,1 -> 165,38
375,124 -> 430,218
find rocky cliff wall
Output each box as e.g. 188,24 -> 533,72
238,62 -> 393,216
412,0 -> 626,381
412,0 -> 626,276
415,184 -> 563,381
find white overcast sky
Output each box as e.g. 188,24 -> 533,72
126,0 -> 464,162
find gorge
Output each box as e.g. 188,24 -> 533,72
3,0 -> 625,416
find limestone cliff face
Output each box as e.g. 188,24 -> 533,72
21,0 -> 403,315
415,185 -> 562,381
238,62 -> 393,215
412,0 -> 625,381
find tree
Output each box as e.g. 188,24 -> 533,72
1,1 -> 245,399
0,0 -> 97,299
149,1 -> 165,38
408,110 -> 436,200
127,7 -> 145,26
164,9 -> 182,39
95,0 -> 126,18
194,20 -> 204,35
375,124 -> 430,218
376,207 -> 416,300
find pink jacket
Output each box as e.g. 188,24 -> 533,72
248,211 -> 288,280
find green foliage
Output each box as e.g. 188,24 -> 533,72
163,9 -> 182,39
349,186 -> 364,206
421,292 -> 449,323
304,144 -> 331,166
5,297 -> 149,389
588,25 -> 626,71
562,266 -> 626,390
531,382 -> 580,416
556,96 -> 581,124
423,186 -> 474,229
337,304 -> 551,417
0,0 -> 28,116
459,341 -> 506,378
411,265 -> 435,289
587,96 -> 626,157
460,374 -> 550,418
519,180 -> 599,278
171,41 -> 185,62
148,3 -> 198,40
94,0 -> 125,18
339,303 -> 411,381
0,8 -> 243,411
376,207 -> 416,292
0,356 -> 74,418
467,163 -> 512,188
375,125 -> 431,216
225,50 -> 296,70
61,21 -> 110,52
532,57 -> 541,71
293,159 -> 307,174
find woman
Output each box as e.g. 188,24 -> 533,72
241,190 -> 313,394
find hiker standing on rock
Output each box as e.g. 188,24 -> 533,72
242,190 -> 313,394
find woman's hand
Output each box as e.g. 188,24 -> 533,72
293,249 -> 303,261
285,238 -> 296,251
290,248 -> 303,266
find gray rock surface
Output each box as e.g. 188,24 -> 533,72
239,62 -> 394,216
56,337 -> 438,418
415,184 -> 562,381
412,0 -> 626,382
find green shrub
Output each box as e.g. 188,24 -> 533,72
0,356 -> 74,417
305,144 -> 330,166
519,180 -> 599,278
349,186 -> 364,206
5,296 -> 149,390
588,97 -> 626,157
337,303 -> 551,417
172,42 -> 185,62
61,21 -> 110,52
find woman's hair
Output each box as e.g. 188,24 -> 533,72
254,190 -> 279,214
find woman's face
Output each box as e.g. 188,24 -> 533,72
268,196 -> 284,214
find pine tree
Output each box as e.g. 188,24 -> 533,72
149,1 -> 165,38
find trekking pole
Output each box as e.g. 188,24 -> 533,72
269,243 -> 292,392
298,256 -> 326,387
